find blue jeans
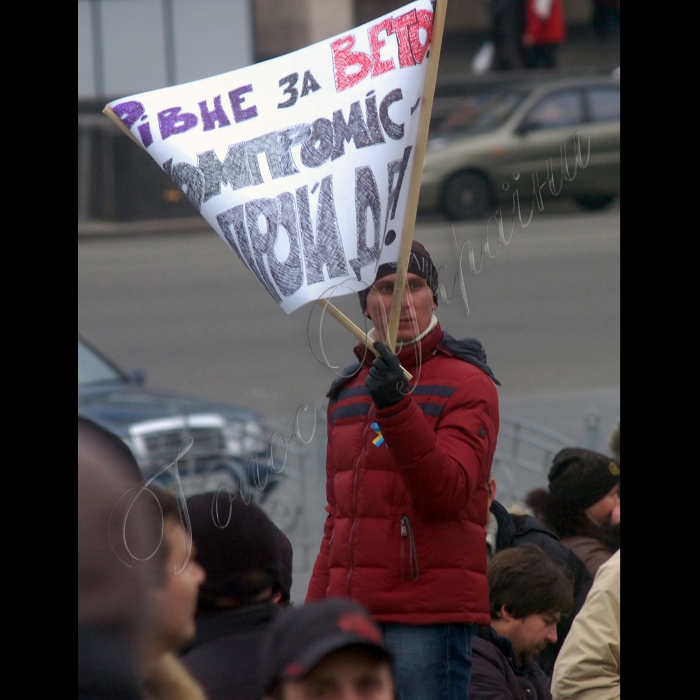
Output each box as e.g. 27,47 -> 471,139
379,623 -> 476,700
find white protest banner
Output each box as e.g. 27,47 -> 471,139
105,1 -> 436,315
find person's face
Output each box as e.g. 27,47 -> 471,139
488,478 -> 497,509
276,647 -> 395,700
364,273 -> 436,344
504,610 -> 560,667
153,519 -> 206,652
585,484 -> 620,526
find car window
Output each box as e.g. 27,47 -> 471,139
439,88 -> 531,136
587,86 -> 620,122
520,90 -> 585,132
79,339 -> 125,386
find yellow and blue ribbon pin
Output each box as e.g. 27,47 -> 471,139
371,422 -> 385,447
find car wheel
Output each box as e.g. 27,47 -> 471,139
574,194 -> 617,211
442,171 -> 494,220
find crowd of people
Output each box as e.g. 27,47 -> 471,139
489,0 -> 620,71
490,0 -> 568,71
78,241 -> 620,700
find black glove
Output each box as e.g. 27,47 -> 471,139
365,342 -> 407,409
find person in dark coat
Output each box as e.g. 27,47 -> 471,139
526,448 -> 620,579
180,491 -> 294,700
470,545 -> 574,700
78,417 -> 164,700
491,0 -> 526,70
523,0 -> 566,69
485,478 -> 592,677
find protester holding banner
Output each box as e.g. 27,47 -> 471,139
103,6 -> 484,696
306,241 -> 501,700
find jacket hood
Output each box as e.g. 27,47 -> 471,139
490,500 -> 560,553
439,332 -> 501,386
185,602 -> 279,653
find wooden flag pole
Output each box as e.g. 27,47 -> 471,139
387,0 -> 449,353
102,106 -> 146,149
102,107 -> 411,380
317,299 -> 413,381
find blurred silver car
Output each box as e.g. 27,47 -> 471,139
420,76 -> 620,220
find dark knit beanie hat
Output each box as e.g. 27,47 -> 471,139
547,448 -> 620,510
187,491 -> 288,601
272,524 -> 294,604
359,240 -> 439,311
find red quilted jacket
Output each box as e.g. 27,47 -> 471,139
306,324 -> 500,625
526,0 -> 566,45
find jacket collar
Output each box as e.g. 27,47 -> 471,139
354,323 -> 444,371
476,625 -> 521,669
491,500 -> 517,552
329,323 -> 498,398
476,626 -> 546,684
438,332 -> 501,386
491,500 -> 561,552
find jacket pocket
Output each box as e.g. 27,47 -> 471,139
400,516 -> 420,582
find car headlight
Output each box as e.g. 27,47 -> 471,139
223,420 -> 267,458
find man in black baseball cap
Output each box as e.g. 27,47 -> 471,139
259,599 -> 395,700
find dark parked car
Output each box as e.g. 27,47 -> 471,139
420,75 -> 621,220
78,334 -> 274,500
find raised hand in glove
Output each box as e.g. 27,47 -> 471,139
365,342 -> 408,409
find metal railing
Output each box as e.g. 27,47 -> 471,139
491,417 -> 573,508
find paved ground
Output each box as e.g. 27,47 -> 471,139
78,201 -> 619,435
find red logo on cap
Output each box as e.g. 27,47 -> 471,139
337,613 -> 383,643
284,663 -> 305,678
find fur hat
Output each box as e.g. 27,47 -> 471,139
547,448 -> 620,510
609,423 -> 620,461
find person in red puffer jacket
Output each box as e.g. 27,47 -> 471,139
524,0 -> 567,69
306,241 -> 501,700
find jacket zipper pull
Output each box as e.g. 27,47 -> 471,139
400,516 -> 420,581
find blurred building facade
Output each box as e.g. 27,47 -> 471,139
78,0 -> 600,101
77,0 -> 614,225
256,0 -> 596,60
78,0 -> 254,101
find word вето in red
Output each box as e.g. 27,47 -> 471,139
332,8 -> 433,93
